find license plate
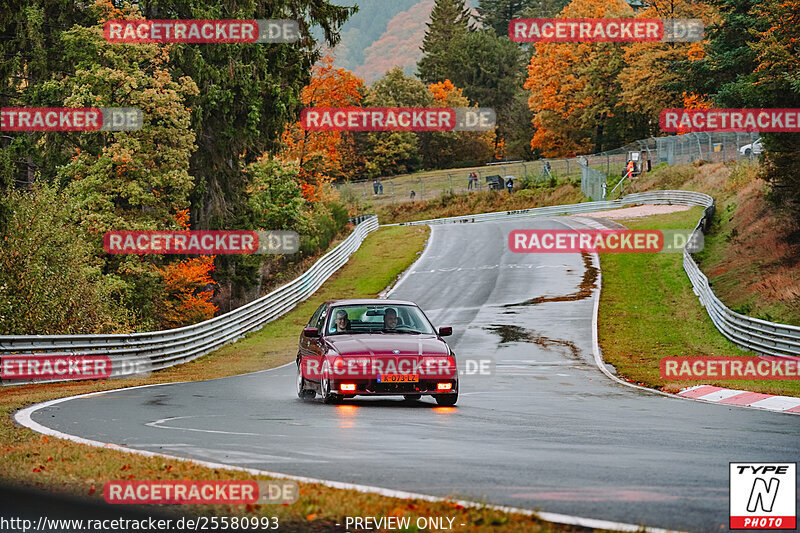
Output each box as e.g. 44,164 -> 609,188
378,374 -> 419,383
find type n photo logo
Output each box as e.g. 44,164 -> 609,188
730,463 -> 796,529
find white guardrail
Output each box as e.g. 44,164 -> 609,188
390,190 -> 800,359
0,215 -> 379,384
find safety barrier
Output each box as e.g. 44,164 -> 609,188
391,190 -> 800,359
0,215 -> 379,383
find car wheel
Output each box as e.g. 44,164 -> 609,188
297,364 -> 315,399
320,364 -> 339,405
744,148 -> 752,156
435,391 -> 458,406
403,394 -> 422,401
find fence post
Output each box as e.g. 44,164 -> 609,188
448,173 -> 453,193
606,153 -> 610,175
419,176 -> 423,199
391,181 -> 395,204
362,181 -> 366,198
566,158 -> 570,178
523,162 -> 527,180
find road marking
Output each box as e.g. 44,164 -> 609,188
383,224 -> 436,299
145,415 -> 261,436
15,390 -> 683,533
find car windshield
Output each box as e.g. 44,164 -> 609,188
326,304 -> 437,335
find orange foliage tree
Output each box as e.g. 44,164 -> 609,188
281,56 -> 364,200
618,0 -> 719,134
524,0 -> 634,157
155,256 -> 218,329
154,209 -> 218,328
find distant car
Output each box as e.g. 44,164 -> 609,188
296,299 -> 458,406
739,138 -> 763,156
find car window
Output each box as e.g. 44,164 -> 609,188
308,303 -> 326,327
314,305 -> 329,332
325,304 -> 436,334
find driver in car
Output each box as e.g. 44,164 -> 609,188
383,308 -> 398,330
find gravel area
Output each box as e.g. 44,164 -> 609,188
578,204 -> 692,220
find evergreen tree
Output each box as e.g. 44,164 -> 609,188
417,0 -> 474,84
478,0 -> 570,36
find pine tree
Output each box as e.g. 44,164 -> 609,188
417,0 -> 474,84
477,0 -> 571,36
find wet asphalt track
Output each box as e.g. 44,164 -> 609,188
27,219 -> 800,532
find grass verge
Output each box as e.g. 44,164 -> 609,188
1,224 -> 601,533
598,207 -> 800,397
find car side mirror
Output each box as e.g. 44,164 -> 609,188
438,326 -> 452,337
303,327 -> 319,338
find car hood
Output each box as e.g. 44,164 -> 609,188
326,334 -> 449,357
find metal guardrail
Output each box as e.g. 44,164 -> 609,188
388,190 -> 713,226
0,215 -> 380,383
390,190 -> 800,359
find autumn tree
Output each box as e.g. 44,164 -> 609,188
280,56 -> 364,199
417,0 -> 474,84
427,28 -> 528,157
523,0 -> 641,156
618,0 -> 719,135
155,256 -> 218,329
361,68 -> 431,177
419,80 -> 494,168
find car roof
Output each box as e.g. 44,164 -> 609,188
325,299 -> 418,307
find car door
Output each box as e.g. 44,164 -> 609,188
299,303 -> 327,381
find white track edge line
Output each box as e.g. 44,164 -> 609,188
384,224 -> 436,299
562,216 -> 800,416
14,398 -> 681,533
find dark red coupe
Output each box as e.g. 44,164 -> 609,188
296,299 -> 458,406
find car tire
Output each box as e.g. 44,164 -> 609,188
297,364 -> 315,399
435,391 -> 458,406
403,394 -> 422,401
744,148 -> 752,156
320,364 -> 340,405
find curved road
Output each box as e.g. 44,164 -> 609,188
25,219 -> 800,532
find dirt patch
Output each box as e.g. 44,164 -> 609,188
484,324 -> 582,359
578,204 -> 692,220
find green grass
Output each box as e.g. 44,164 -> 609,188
598,207 -> 800,397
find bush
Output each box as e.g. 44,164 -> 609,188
0,185 -> 127,334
